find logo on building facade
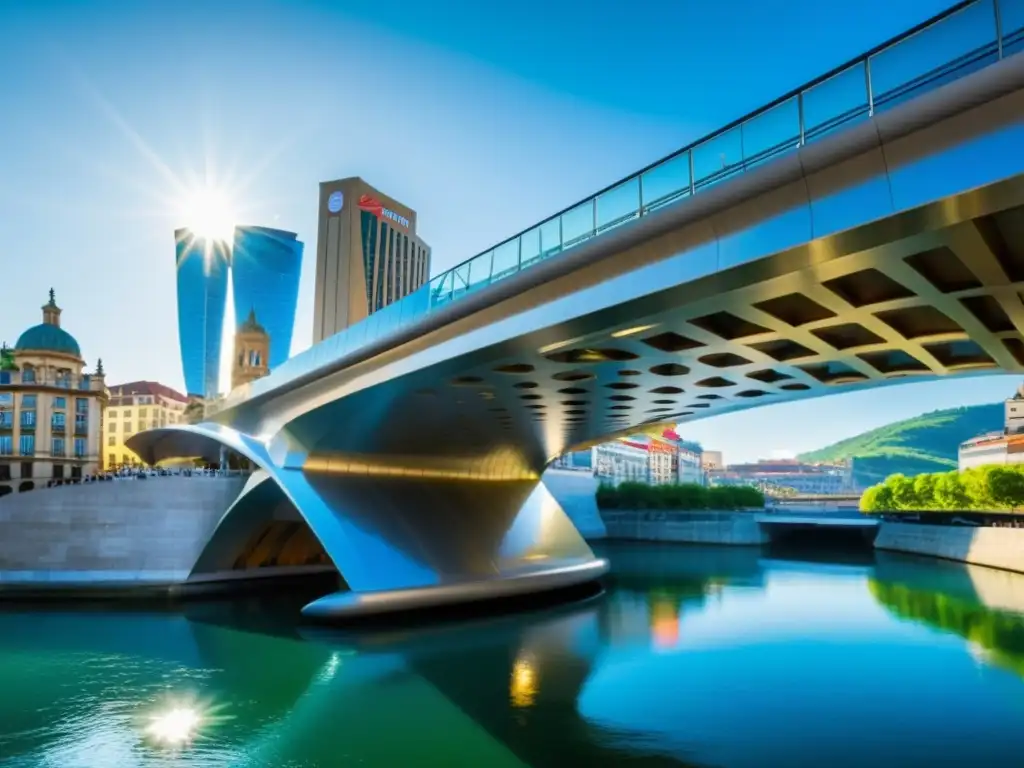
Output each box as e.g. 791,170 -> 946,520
327,191 -> 344,213
357,194 -> 409,229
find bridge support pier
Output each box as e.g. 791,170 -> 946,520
191,468 -> 608,620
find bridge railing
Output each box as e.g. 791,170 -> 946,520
237,0 -> 1024,407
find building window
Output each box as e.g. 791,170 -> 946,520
22,394 -> 36,408
19,435 -> 34,456
122,453 -> 130,464
0,436 -> 11,455
0,372 -> 9,385
108,409 -> 117,418
139,408 -> 147,417
122,410 -> 130,419
51,412 -> 65,429
51,438 -> 64,457
107,436 -> 116,446
75,397 -> 89,414
22,366 -> 35,383
109,421 -> 117,432
108,453 -> 115,467
20,410 -> 35,428
20,462 -> 32,479
0,411 -> 12,429
124,423 -> 132,434
53,397 -> 66,410
74,415 -> 88,434
53,464 -> 64,480
0,464 -> 9,481
74,438 -> 86,458
79,374 -> 90,389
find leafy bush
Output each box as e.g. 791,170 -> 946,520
595,482 -> 764,510
860,463 -> 1024,513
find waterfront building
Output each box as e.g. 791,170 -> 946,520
593,439 -> 650,485
959,381 -> 1024,470
175,229 -> 230,398
230,226 -> 303,370
708,459 -> 856,495
230,309 -> 270,390
313,177 -> 432,343
102,381 -> 187,469
701,450 -> 724,471
0,291 -> 107,495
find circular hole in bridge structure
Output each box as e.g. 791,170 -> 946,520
493,363 -> 535,374
618,369 -> 642,376
525,403 -> 546,409
564,409 -> 588,415
609,395 -> 636,401
697,394 -> 723,400
553,370 -> 594,382
695,377 -> 734,388
685,403 -> 712,409
451,375 -> 485,386
646,407 -> 673,413
605,382 -> 639,390
780,382 -> 811,391
513,381 -> 539,389
520,394 -> 543,401
545,347 -> 639,364
609,405 -> 632,410
558,386 -> 589,395
650,385 -> 684,395
734,390 -> 770,398
561,400 -> 589,406
650,363 -> 690,377
652,399 -> 676,405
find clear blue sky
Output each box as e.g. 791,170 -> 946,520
0,0 -> 1016,463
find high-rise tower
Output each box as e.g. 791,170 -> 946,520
174,229 -> 229,399
313,177 -> 431,343
231,226 -> 303,369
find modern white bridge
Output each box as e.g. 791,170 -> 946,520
130,1 -> 1024,619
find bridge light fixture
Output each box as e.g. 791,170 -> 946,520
611,324 -> 657,338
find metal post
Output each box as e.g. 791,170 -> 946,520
798,92 -> 806,146
865,58 -> 875,116
517,234 -> 522,270
592,198 -> 597,237
688,151 -> 696,196
637,173 -> 645,217
995,0 -> 1004,60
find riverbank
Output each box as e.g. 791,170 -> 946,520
875,522 -> 1024,574
599,509 -> 768,545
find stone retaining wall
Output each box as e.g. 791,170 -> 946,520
875,522 -> 1024,574
0,476 -> 246,586
599,509 -> 768,546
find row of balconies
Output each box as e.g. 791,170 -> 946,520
0,371 -> 103,391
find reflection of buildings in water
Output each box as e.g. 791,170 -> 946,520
649,597 -> 682,649
510,654 -> 539,708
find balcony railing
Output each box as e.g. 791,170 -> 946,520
235,0 -> 1024,407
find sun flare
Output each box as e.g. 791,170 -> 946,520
180,185 -> 237,242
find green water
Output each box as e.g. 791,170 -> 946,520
3,541 -> 1024,767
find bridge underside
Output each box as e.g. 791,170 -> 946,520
130,57 -> 1024,619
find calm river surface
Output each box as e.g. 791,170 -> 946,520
3,540 -> 1024,767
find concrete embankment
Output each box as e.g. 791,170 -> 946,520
599,509 -> 768,546
0,477 -> 246,590
875,522 -> 1024,574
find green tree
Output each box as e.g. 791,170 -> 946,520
933,471 -> 970,510
986,466 -> 1024,511
912,473 -> 938,510
860,483 -> 894,512
887,474 -> 919,510
961,466 -> 994,510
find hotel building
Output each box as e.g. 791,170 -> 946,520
0,291 -> 107,495
959,382 -> 1024,470
313,177 -> 432,342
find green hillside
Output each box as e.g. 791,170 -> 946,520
797,403 -> 1003,487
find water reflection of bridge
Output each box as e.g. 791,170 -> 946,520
5,545 -> 1024,766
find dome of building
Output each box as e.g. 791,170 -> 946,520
15,323 -> 82,358
13,289 -> 82,358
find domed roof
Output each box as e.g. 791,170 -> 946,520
15,323 -> 82,358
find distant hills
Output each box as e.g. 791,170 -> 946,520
797,403 -> 1004,487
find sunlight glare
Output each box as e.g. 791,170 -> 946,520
181,185 -> 236,242
146,706 -> 201,746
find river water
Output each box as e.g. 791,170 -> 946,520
2,540 -> 1024,767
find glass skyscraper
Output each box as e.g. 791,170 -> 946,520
174,229 -> 229,398
230,226 -> 304,370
